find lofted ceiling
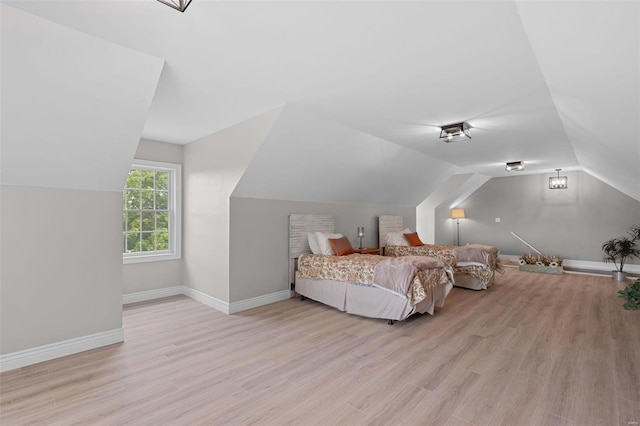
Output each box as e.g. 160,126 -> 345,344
2,0 -> 639,201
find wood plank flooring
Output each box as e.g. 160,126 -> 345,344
2,268 -> 639,425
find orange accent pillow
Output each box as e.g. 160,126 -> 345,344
329,236 -> 354,256
404,232 -> 424,247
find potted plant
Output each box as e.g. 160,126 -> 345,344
618,278 -> 640,310
602,224 -> 640,281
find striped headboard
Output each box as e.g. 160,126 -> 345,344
378,215 -> 404,250
288,214 -> 335,286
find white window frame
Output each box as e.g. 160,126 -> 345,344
123,159 -> 182,264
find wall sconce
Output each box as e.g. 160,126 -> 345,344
440,122 -> 471,143
450,208 -> 466,246
505,161 -> 524,171
157,0 -> 193,12
357,226 -> 365,248
549,169 -> 568,189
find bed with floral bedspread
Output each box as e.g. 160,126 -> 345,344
295,253 -> 454,322
289,214 -> 454,323
377,214 -> 504,291
297,253 -> 453,307
384,244 -> 503,290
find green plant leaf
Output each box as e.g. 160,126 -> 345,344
618,279 -> 640,310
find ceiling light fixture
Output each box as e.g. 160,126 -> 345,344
549,169 -> 568,189
505,161 -> 524,171
157,0 -> 193,12
439,122 -> 471,143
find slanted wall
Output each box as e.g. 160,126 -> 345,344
0,5 -> 163,364
182,108 -> 283,302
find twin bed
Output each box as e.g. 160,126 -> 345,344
289,214 -> 454,323
378,215 -> 504,290
289,213 -> 503,323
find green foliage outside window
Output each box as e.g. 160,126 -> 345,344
123,168 -> 170,253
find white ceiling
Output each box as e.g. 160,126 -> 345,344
2,0 -> 639,200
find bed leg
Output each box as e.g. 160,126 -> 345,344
387,319 -> 395,325
300,295 -> 306,301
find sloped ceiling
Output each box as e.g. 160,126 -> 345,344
2,1 -> 638,201
232,105 -> 454,205
1,4 -> 164,191
516,1 -> 639,201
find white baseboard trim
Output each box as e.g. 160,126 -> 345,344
501,255 -> 640,275
182,287 -> 230,314
3,288 -> 290,372
124,286 -> 293,315
0,328 -> 124,373
123,286 -> 184,305
229,290 -> 291,314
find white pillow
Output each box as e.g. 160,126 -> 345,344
316,232 -> 343,255
307,232 -> 322,254
385,228 -> 412,246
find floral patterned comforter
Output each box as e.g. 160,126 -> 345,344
385,244 -> 503,287
297,253 -> 452,306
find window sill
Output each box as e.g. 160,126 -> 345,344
123,252 -> 181,265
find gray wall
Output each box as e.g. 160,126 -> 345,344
229,197 -> 415,302
123,139 -> 184,294
434,171 -> 640,263
1,186 -> 123,354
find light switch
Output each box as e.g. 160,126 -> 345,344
495,218 -> 501,223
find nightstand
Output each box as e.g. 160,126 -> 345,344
353,247 -> 381,255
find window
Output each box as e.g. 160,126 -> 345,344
123,160 -> 181,263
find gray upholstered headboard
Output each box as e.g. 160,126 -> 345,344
288,214 -> 335,287
378,215 -> 404,250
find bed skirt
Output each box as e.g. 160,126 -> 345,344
453,271 -> 495,290
294,272 -> 453,321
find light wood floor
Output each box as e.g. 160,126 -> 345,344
2,268 -> 639,425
